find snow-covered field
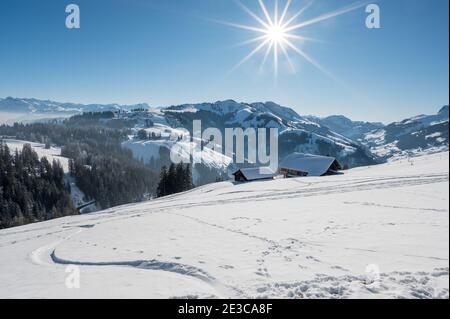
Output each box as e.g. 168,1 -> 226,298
0,152 -> 448,299
2,139 -> 69,172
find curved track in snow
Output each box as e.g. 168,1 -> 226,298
1,152 -> 448,298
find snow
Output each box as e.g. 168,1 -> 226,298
372,141 -> 449,162
235,167 -> 278,181
280,129 -> 357,156
0,97 -> 151,115
0,152 -> 448,299
230,108 -> 253,124
123,139 -> 232,170
362,108 -> 449,160
122,122 -> 232,174
426,132 -> 442,139
364,129 -> 386,142
369,140 -> 401,159
68,176 -> 97,213
2,139 -> 69,173
280,153 -> 338,176
399,111 -> 447,130
122,139 -> 166,162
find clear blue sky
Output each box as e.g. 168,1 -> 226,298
0,0 -> 448,122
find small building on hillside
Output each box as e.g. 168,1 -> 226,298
233,167 -> 278,182
279,153 -> 342,177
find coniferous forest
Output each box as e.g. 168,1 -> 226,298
156,163 -> 194,198
0,112 -> 203,229
0,143 -> 76,229
0,115 -> 161,228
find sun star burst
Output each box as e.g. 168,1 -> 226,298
226,0 -> 368,79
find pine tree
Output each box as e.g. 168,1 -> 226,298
184,164 -> 193,190
156,166 -> 168,197
175,163 -> 184,193
167,164 -> 176,195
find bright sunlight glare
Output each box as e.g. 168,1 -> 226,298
224,0 -> 369,79
266,25 -> 287,42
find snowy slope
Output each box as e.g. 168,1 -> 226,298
123,139 -> 232,170
0,152 -> 448,299
1,97 -> 378,167
363,106 -> 449,160
163,100 -> 376,167
120,101 -> 376,185
121,122 -> 233,185
3,139 -> 70,172
307,115 -> 385,140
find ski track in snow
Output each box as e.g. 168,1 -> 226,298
56,173 -> 447,228
343,201 -> 448,213
26,225 -> 243,298
30,229 -> 84,267
49,251 -> 244,298
1,152 -> 448,298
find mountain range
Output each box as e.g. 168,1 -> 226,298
130,100 -> 378,169
0,96 -> 148,114
1,97 -> 448,165
362,105 -> 449,159
305,115 -> 385,141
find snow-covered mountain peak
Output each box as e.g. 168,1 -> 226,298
438,105 -> 449,117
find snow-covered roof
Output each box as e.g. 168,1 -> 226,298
280,153 -> 340,176
234,167 -> 277,181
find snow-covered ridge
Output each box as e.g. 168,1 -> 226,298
113,100 -> 376,175
0,97 -> 149,114
0,152 -> 448,299
2,97 -> 447,164
362,106 -> 449,160
306,114 -> 385,140
161,100 -> 369,165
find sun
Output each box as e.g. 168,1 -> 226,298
225,0 -> 368,78
266,25 -> 287,42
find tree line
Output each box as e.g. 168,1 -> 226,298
0,143 -> 77,229
0,113 -> 203,228
156,163 -> 193,197
68,151 -> 156,209
0,120 -> 158,212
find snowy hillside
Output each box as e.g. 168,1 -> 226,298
116,101 -> 377,184
1,97 -> 378,166
119,117 -> 233,184
0,152 -> 448,299
123,139 -> 232,170
306,115 -> 385,140
0,97 -> 149,115
2,97 -> 448,165
2,139 -> 70,172
363,106 -> 449,160
162,100 -> 376,167
123,135 -> 232,185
